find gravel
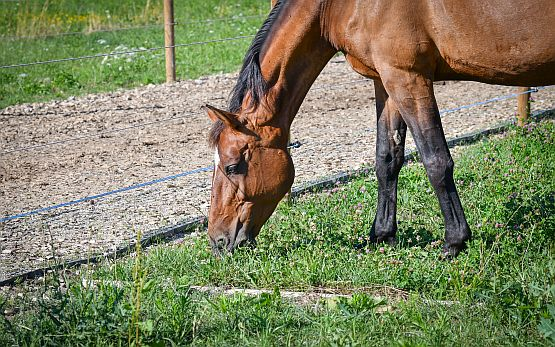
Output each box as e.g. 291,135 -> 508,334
1,57 -> 554,282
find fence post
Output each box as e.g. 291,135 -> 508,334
517,87 -> 530,126
163,0 -> 176,83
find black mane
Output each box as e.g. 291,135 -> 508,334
228,0 -> 285,113
209,1 -> 285,147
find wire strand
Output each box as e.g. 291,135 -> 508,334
0,35 -> 255,69
1,110 -> 202,155
2,23 -> 173,41
1,78 -> 369,156
440,87 -> 542,115
0,142 -> 302,222
0,166 -> 214,223
1,84 -> 548,156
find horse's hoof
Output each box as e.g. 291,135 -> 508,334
371,234 -> 397,246
382,236 -> 397,246
440,243 -> 466,259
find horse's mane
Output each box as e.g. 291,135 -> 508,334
209,0 -> 285,148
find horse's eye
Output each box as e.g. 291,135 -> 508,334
225,164 -> 240,175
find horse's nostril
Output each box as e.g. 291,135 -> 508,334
216,237 -> 227,249
210,236 -> 229,257
212,236 -> 229,253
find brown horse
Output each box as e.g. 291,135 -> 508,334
205,0 -> 555,256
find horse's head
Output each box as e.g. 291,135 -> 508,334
205,105 -> 294,255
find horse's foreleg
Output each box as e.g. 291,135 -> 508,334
380,70 -> 471,257
370,80 -> 407,245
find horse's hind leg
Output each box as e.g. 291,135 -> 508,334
380,70 -> 471,257
370,80 -> 407,245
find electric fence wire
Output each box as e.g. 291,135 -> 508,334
1,78 -> 371,156
2,82 -> 544,156
1,86 -> 550,223
0,34 -> 256,69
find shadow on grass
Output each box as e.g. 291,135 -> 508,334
480,191 -> 555,246
396,226 -> 437,248
276,224 -> 438,254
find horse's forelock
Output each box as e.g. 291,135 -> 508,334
208,119 -> 225,148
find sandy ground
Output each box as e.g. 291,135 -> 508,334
1,57 -> 554,282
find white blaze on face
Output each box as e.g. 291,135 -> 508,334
214,148 -> 220,167
213,148 -> 220,183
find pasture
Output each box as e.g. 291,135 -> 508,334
0,0 -> 268,108
6,59 -> 551,281
1,120 -> 553,346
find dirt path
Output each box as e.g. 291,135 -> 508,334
1,57 -> 554,281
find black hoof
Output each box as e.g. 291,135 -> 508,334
369,220 -> 398,248
440,243 -> 466,259
369,232 -> 397,246
379,235 -> 397,246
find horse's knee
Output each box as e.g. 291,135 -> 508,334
423,155 -> 454,186
376,144 -> 405,178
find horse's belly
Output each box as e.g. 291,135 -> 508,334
435,52 -> 555,86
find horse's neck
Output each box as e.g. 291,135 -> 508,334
255,1 -> 336,130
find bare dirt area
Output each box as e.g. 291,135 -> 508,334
1,57 -> 554,282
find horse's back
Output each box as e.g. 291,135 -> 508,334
426,0 -> 555,85
328,0 -> 555,86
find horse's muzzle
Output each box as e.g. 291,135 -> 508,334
210,235 -> 230,256
209,228 -> 257,256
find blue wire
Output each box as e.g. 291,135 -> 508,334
0,166 -> 214,223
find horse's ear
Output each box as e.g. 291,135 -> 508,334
204,105 -> 241,130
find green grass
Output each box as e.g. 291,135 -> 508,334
1,120 -> 554,346
0,0 -> 269,108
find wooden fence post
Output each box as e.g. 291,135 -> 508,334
163,0 -> 176,83
517,87 -> 531,126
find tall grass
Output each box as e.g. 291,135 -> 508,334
4,0 -> 164,38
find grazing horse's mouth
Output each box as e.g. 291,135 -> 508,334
232,220 -> 258,250
210,220 -> 258,256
